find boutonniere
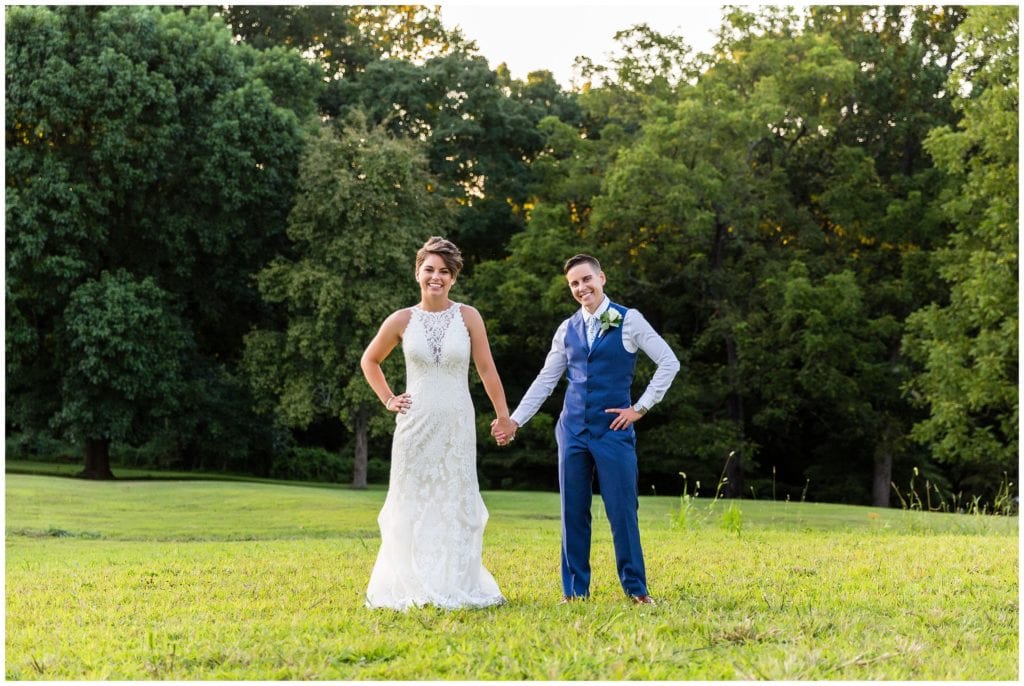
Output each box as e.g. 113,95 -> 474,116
598,308 -> 622,334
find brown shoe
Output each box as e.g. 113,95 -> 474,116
630,594 -> 656,605
560,595 -> 587,604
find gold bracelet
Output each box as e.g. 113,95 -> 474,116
384,395 -> 395,410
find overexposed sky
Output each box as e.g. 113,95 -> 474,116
439,3 -> 724,87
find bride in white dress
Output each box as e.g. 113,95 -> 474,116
360,237 -> 511,610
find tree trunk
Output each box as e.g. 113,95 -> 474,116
724,335 -> 745,498
872,421 -> 896,507
352,409 -> 368,489
79,438 -> 115,479
181,433 -> 199,472
872,450 -> 892,507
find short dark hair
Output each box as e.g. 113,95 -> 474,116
563,254 -> 601,274
416,236 -> 464,278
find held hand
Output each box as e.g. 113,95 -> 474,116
489,419 -> 507,446
386,393 -> 412,414
605,407 -> 643,431
490,417 -> 519,446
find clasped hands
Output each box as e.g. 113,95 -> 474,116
490,407 -> 644,447
490,417 -> 518,447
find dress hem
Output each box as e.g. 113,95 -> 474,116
365,594 -> 506,611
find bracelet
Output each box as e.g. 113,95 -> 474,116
384,395 -> 395,410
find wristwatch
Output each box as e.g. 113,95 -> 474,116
632,403 -> 648,416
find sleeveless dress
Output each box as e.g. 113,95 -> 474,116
365,302 -> 505,610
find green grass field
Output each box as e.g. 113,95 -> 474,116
5,468 -> 1019,680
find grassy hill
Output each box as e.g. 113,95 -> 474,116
5,470 -> 1018,680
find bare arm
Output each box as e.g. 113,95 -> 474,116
360,309 -> 413,413
461,305 -> 511,421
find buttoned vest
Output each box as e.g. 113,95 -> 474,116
562,302 -> 637,438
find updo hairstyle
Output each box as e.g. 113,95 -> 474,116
415,236 -> 464,279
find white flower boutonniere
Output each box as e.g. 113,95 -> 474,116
598,308 -> 622,334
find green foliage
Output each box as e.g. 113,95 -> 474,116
5,4 -> 1017,504
219,5 -> 455,81
891,467 -> 1018,517
270,446 -> 388,485
243,114 -> 449,485
5,5 -> 314,471
177,365 -> 288,475
51,271 -> 191,444
5,475 -> 1018,679
675,491 -> 697,530
903,6 -> 1018,471
327,51 -> 578,265
738,262 -> 905,502
578,14 -> 864,494
244,46 -> 325,121
5,433 -> 78,464
577,23 -> 698,96
479,5 -> 1011,506
719,502 -> 744,534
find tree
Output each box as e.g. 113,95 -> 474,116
224,5 -> 578,268
756,5 -> 966,505
327,52 -> 577,266
470,7 -> 993,504
464,26 -> 668,488
585,11 -> 861,496
218,4 -> 454,80
54,271 -> 193,478
243,115 -> 450,488
6,6 -> 316,476
737,263 -> 905,503
903,6 -> 1018,486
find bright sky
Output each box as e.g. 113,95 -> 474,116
439,3 -> 725,87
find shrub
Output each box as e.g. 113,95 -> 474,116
5,431 -> 78,463
270,447 -> 390,485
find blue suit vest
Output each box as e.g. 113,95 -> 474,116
561,302 -> 637,438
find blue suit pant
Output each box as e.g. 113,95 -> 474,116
556,421 -> 648,598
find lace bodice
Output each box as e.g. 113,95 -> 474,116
402,302 -> 471,384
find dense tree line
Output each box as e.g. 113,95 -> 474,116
5,5 -> 1017,508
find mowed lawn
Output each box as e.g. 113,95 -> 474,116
4,471 -> 1018,680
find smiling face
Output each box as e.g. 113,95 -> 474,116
565,261 -> 606,314
417,253 -> 455,300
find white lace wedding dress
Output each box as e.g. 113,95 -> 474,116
366,302 -> 505,610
